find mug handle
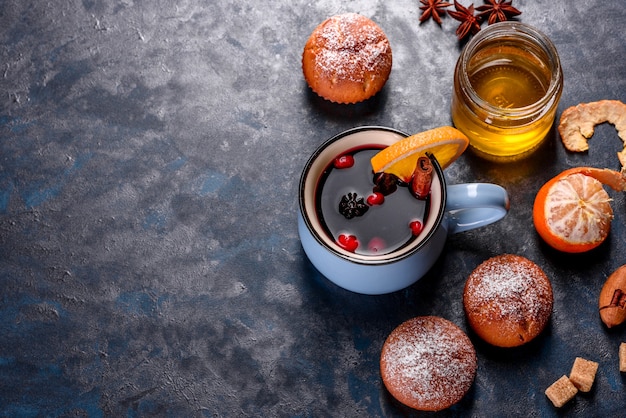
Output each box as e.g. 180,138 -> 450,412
445,183 -> 510,235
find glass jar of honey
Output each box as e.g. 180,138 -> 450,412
451,22 -> 563,161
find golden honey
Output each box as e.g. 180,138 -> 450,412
451,23 -> 563,161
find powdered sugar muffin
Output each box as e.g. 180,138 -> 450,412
302,13 -> 392,104
463,254 -> 553,348
380,316 -> 477,411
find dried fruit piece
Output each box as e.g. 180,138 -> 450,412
373,172 -> 399,196
558,100 -> 626,173
599,265 -> 626,329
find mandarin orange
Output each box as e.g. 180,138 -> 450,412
533,167 -> 626,253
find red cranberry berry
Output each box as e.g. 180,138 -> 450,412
409,220 -> 423,236
367,237 -> 386,253
333,154 -> 354,169
366,192 -> 385,206
337,234 -> 359,252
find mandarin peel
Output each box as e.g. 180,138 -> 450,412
558,100 -> 626,174
562,167 -> 626,192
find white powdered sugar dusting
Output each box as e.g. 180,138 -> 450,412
313,13 -> 391,82
381,317 -> 476,409
466,255 -> 552,323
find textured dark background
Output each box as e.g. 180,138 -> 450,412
1,0 -> 625,416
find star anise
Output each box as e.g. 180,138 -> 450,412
476,0 -> 521,25
419,0 -> 452,25
448,0 -> 482,40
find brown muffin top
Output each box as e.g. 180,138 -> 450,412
308,13 -> 391,82
380,316 -> 476,411
463,254 -> 553,347
302,13 -> 392,103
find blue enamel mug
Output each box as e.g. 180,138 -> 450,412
298,127 -> 509,295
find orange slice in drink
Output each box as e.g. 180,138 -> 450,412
533,167 -> 626,253
370,126 -> 469,182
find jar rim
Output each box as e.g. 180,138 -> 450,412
458,22 -> 563,118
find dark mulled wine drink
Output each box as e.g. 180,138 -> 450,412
316,147 -> 430,256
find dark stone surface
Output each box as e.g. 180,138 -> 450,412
1,0 -> 625,416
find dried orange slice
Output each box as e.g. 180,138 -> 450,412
532,167 -> 626,253
370,126 -> 469,183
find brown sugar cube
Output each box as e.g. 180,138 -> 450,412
620,343 -> 626,373
569,357 -> 599,392
545,375 -> 578,408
